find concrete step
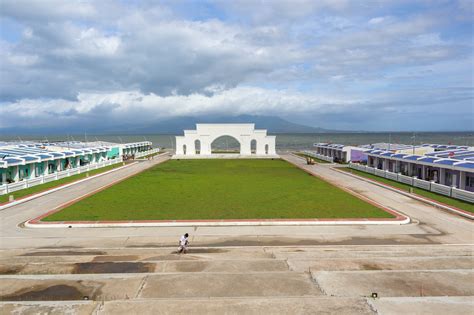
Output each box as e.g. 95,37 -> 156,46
288,256 -> 474,272
312,269 -> 474,297
3,296 -> 472,315
0,297 -> 375,315
269,246 -> 473,259
1,259 -> 289,275
368,296 -> 474,315
0,272 -> 321,301
0,247 -> 273,264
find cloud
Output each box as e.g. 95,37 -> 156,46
0,0 -> 472,131
0,87 -> 359,129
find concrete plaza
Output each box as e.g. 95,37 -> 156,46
0,154 -> 473,314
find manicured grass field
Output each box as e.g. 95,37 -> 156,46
44,159 -> 393,221
338,167 -> 474,213
0,163 -> 124,204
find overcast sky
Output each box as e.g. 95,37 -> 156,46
0,0 -> 473,131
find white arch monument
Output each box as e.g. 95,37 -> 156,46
174,123 -> 277,158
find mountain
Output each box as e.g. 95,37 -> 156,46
0,115 -> 335,135
114,115 -> 334,134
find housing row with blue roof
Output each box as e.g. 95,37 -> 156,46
0,140 -> 153,187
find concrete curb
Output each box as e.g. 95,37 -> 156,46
25,217 -> 411,228
333,168 -> 474,220
0,162 -> 138,211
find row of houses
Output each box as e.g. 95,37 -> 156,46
310,142 -> 474,192
0,141 -> 153,186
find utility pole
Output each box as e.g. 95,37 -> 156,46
412,132 -> 416,155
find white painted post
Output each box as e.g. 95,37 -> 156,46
459,171 -> 466,190
439,168 -> 445,185
13,166 -> 20,182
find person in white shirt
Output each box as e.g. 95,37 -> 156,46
177,233 -> 189,254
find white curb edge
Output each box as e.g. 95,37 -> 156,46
25,217 -> 411,228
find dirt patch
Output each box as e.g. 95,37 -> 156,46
38,246 -> 82,249
72,262 -> 155,274
186,248 -> 228,254
0,265 -> 24,275
22,250 -> 106,256
200,236 -> 432,247
1,285 -> 86,301
173,261 -> 209,272
142,255 -> 197,261
92,255 -> 139,262
361,263 -> 383,270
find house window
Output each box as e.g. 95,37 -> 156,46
467,176 -> 474,188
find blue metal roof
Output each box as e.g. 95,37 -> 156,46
391,153 -> 407,158
380,152 -> 394,157
4,157 -> 23,166
37,154 -> 53,160
22,156 -> 40,162
49,152 -> 64,158
403,155 -> 422,161
434,159 -> 457,166
455,162 -> 474,169
418,157 -> 438,163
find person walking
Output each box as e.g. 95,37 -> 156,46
177,233 -> 189,254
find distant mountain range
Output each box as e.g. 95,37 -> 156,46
1,115 -> 338,135
118,115 -> 337,134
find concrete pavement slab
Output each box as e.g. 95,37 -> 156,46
313,270 -> 474,297
99,297 -> 375,315
0,301 -> 98,315
140,272 -> 321,298
369,296 -> 474,315
288,256 -> 474,272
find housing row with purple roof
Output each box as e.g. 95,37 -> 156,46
366,149 -> 474,192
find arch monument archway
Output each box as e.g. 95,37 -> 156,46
174,124 -> 277,158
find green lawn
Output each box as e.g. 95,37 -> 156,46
338,167 -> 474,213
44,159 -> 393,221
0,163 -> 124,204
294,152 -> 330,164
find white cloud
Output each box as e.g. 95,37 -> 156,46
0,87 -> 360,129
0,0 -> 472,131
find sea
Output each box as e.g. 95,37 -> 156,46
1,132 -> 473,151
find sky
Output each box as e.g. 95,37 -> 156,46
0,0 -> 473,132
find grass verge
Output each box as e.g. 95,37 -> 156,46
44,159 -> 393,221
0,163 -> 125,204
338,167 -> 474,213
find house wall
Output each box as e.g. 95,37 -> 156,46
350,149 -> 368,163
